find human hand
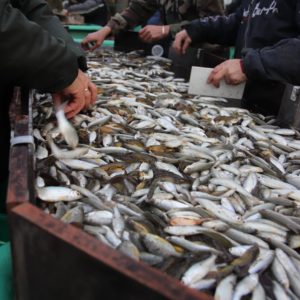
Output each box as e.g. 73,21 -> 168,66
139,25 -> 170,43
207,59 -> 247,88
61,9 -> 68,16
81,26 -> 112,51
172,30 -> 192,55
52,70 -> 97,119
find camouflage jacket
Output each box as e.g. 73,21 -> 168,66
107,0 -> 224,37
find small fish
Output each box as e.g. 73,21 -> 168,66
182,255 -> 216,286
143,233 -> 181,258
47,135 -> 89,159
37,186 -> 82,202
55,103 -> 79,148
232,274 -> 259,300
215,274 -> 237,300
84,211 -> 113,226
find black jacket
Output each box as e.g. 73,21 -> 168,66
0,0 -> 87,182
0,0 -> 86,92
185,0 -> 300,114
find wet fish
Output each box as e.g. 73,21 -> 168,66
55,103 -> 79,148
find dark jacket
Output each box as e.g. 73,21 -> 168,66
107,0 -> 224,37
65,0 -> 104,14
0,0 -> 87,92
0,0 -> 86,182
185,0 -> 300,114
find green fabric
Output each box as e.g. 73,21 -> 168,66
0,243 -> 13,300
0,214 -> 12,300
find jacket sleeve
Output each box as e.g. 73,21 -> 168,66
0,0 -> 78,92
107,0 -> 158,34
67,0 -> 104,14
243,38 -> 300,85
11,0 -> 87,70
185,6 -> 243,46
169,0 -> 224,37
243,1 -> 300,85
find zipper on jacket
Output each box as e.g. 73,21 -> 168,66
244,0 -> 255,49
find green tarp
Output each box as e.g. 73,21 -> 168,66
0,241 -> 13,300
0,180 -> 13,300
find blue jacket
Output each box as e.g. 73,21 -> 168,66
185,0 -> 300,104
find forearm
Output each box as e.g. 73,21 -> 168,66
67,0 -> 103,13
243,38 -> 300,85
107,0 -> 158,34
185,12 -> 241,46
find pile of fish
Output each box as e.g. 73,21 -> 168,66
34,50 -> 300,299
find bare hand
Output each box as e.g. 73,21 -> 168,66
52,70 -> 97,118
173,30 -> 192,55
139,25 -> 170,43
207,59 -> 247,88
81,26 -> 112,51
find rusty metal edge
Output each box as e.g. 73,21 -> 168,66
10,202 -> 213,300
7,88 -> 34,212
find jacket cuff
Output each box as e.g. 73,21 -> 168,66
242,49 -> 266,81
170,21 -> 190,38
77,56 -> 88,71
40,63 -> 78,93
185,22 -> 202,44
107,13 -> 128,35
65,40 -> 87,71
240,59 -> 245,73
107,20 -> 116,30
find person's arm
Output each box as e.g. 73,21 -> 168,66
173,7 -> 242,55
243,0 -> 300,85
185,8 -> 242,46
82,0 -> 158,49
11,0 -> 87,70
0,0 -> 78,92
67,0 -> 104,14
107,0 -> 158,34
169,0 -> 224,37
243,38 -> 300,85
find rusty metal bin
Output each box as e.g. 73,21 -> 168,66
6,88 -> 213,300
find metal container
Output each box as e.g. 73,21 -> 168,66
7,88 -> 213,300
